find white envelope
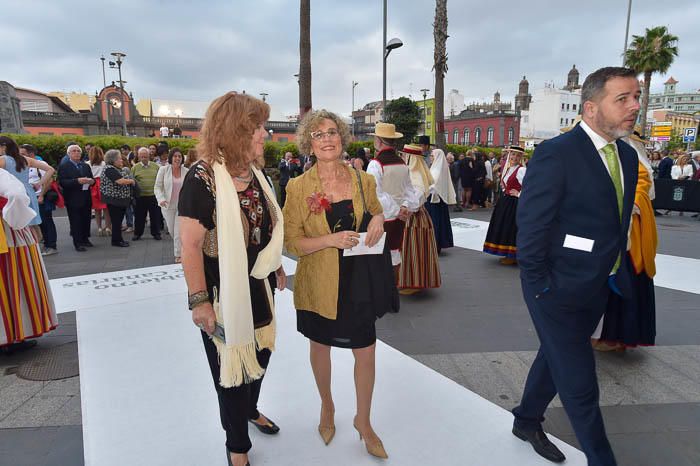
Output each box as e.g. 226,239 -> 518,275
563,234 -> 594,252
343,232 -> 386,256
82,183 -> 90,191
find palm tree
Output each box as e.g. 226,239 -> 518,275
433,0 -> 448,149
624,26 -> 678,137
298,0 -> 312,120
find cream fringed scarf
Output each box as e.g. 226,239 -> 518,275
212,161 -> 283,388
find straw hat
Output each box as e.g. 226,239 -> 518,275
369,122 -> 403,139
400,144 -> 423,155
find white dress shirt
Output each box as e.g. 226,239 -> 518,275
579,120 -> 625,194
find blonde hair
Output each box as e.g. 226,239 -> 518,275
197,92 -> 270,173
296,109 -> 351,155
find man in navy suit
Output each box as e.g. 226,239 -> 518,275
512,67 -> 641,466
656,151 -> 674,179
58,144 -> 94,251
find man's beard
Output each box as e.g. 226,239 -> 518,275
597,113 -> 637,140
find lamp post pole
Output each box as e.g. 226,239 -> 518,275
623,0 -> 632,62
100,56 -> 110,134
352,81 -> 359,137
382,0 -> 387,114
111,52 -> 128,136
260,92 -> 268,102
421,88 -> 429,135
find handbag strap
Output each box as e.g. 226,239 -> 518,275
354,167 -> 369,214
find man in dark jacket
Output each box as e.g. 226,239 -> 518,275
278,152 -> 302,207
657,152 -> 674,179
58,144 -> 94,251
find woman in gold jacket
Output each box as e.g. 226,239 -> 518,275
283,110 -> 395,459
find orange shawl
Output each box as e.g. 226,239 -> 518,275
629,162 -> 657,278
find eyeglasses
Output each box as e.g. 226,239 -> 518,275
310,128 -> 340,140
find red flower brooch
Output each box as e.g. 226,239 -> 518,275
306,191 -> 331,214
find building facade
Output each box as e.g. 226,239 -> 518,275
443,110 -> 520,147
519,66 -> 583,147
415,97 -> 436,142
647,77 -> 700,114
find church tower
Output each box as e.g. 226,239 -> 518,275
515,76 -> 532,112
565,65 -> 580,91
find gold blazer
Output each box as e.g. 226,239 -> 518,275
283,164 -> 383,320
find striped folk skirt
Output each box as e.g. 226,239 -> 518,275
0,221 -> 57,347
398,207 -> 441,290
483,195 -> 518,259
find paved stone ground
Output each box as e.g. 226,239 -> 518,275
1,208 -> 699,466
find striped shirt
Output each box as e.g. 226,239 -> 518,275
131,162 -> 160,197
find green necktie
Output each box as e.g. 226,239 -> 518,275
602,143 -> 623,273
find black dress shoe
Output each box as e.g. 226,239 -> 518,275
512,426 -> 565,463
75,245 -> 87,252
82,240 -> 94,247
112,241 -> 130,247
132,235 -> 141,241
153,235 -> 162,240
248,416 -> 280,435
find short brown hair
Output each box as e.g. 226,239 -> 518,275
197,92 -> 270,173
296,109 -> 351,155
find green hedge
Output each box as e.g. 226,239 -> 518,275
1,134 -> 198,167
1,134 -> 296,168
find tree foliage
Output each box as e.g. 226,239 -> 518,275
624,26 -> 679,136
383,97 -> 422,146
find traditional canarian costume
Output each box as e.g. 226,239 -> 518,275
483,147 -> 526,260
0,168 -> 57,348
425,149 -> 456,253
366,138 -> 421,266
397,144 -> 441,292
592,135 -> 657,350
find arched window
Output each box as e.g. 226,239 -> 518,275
463,128 -> 470,144
508,127 -> 514,144
487,127 -> 494,146
453,129 -> 459,144
475,127 -> 482,144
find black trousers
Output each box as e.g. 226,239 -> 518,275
66,201 -> 91,246
106,204 -> 126,244
513,282 -> 616,466
201,332 -> 271,454
279,183 -> 288,207
134,195 -> 162,237
38,202 -> 57,249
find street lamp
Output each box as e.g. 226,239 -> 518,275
260,92 -> 268,102
268,129 -> 274,141
623,0 -> 633,62
381,0 -> 403,116
351,81 -> 359,137
109,52 -> 128,136
99,56 -> 110,134
420,88 -> 429,135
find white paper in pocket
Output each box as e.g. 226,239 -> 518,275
563,234 -> 594,252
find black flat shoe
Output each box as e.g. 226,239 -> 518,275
249,416 -> 280,435
226,448 -> 249,466
132,235 -> 141,241
153,235 -> 162,240
82,240 -> 94,247
512,426 -> 565,463
74,245 -> 87,252
111,241 -> 130,247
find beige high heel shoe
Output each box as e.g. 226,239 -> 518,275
353,418 -> 388,459
318,408 -> 335,445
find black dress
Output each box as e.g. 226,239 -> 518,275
296,199 -> 395,349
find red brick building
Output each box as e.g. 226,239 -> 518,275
443,110 -> 520,147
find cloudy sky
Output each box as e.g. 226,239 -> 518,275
3,0 -> 698,120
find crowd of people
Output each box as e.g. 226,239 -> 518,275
0,65 -> 696,466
